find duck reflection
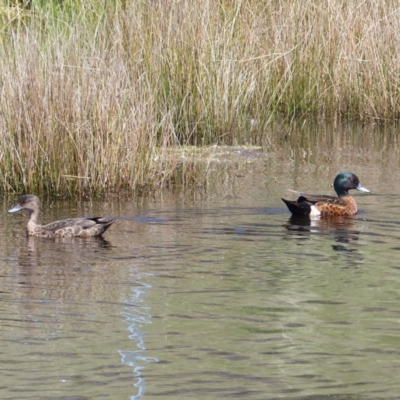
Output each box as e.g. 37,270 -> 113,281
285,214 -> 362,247
18,235 -> 113,269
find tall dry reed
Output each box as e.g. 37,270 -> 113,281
0,0 -> 399,195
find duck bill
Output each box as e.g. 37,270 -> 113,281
8,204 -> 22,213
356,183 -> 370,193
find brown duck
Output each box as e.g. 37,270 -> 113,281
281,171 -> 370,217
8,195 -> 116,238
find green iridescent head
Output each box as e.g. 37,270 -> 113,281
333,171 -> 370,197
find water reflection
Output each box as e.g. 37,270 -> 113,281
285,215 -> 358,239
15,235 -> 114,268
284,215 -> 366,266
119,278 -> 160,400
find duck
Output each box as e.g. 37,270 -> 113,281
281,171 -> 370,217
8,194 -> 117,238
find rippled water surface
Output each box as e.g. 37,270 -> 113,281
2,128 -> 400,399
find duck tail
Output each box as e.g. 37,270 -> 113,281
281,198 -> 311,216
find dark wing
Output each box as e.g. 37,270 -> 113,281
297,193 -> 338,204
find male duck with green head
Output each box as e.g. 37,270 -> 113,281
282,171 -> 370,216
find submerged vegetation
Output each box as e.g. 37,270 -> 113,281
0,0 -> 399,196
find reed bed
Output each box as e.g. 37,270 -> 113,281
0,0 -> 399,196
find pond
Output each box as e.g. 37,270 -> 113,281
1,123 -> 400,399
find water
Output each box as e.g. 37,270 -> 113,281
2,125 -> 400,399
